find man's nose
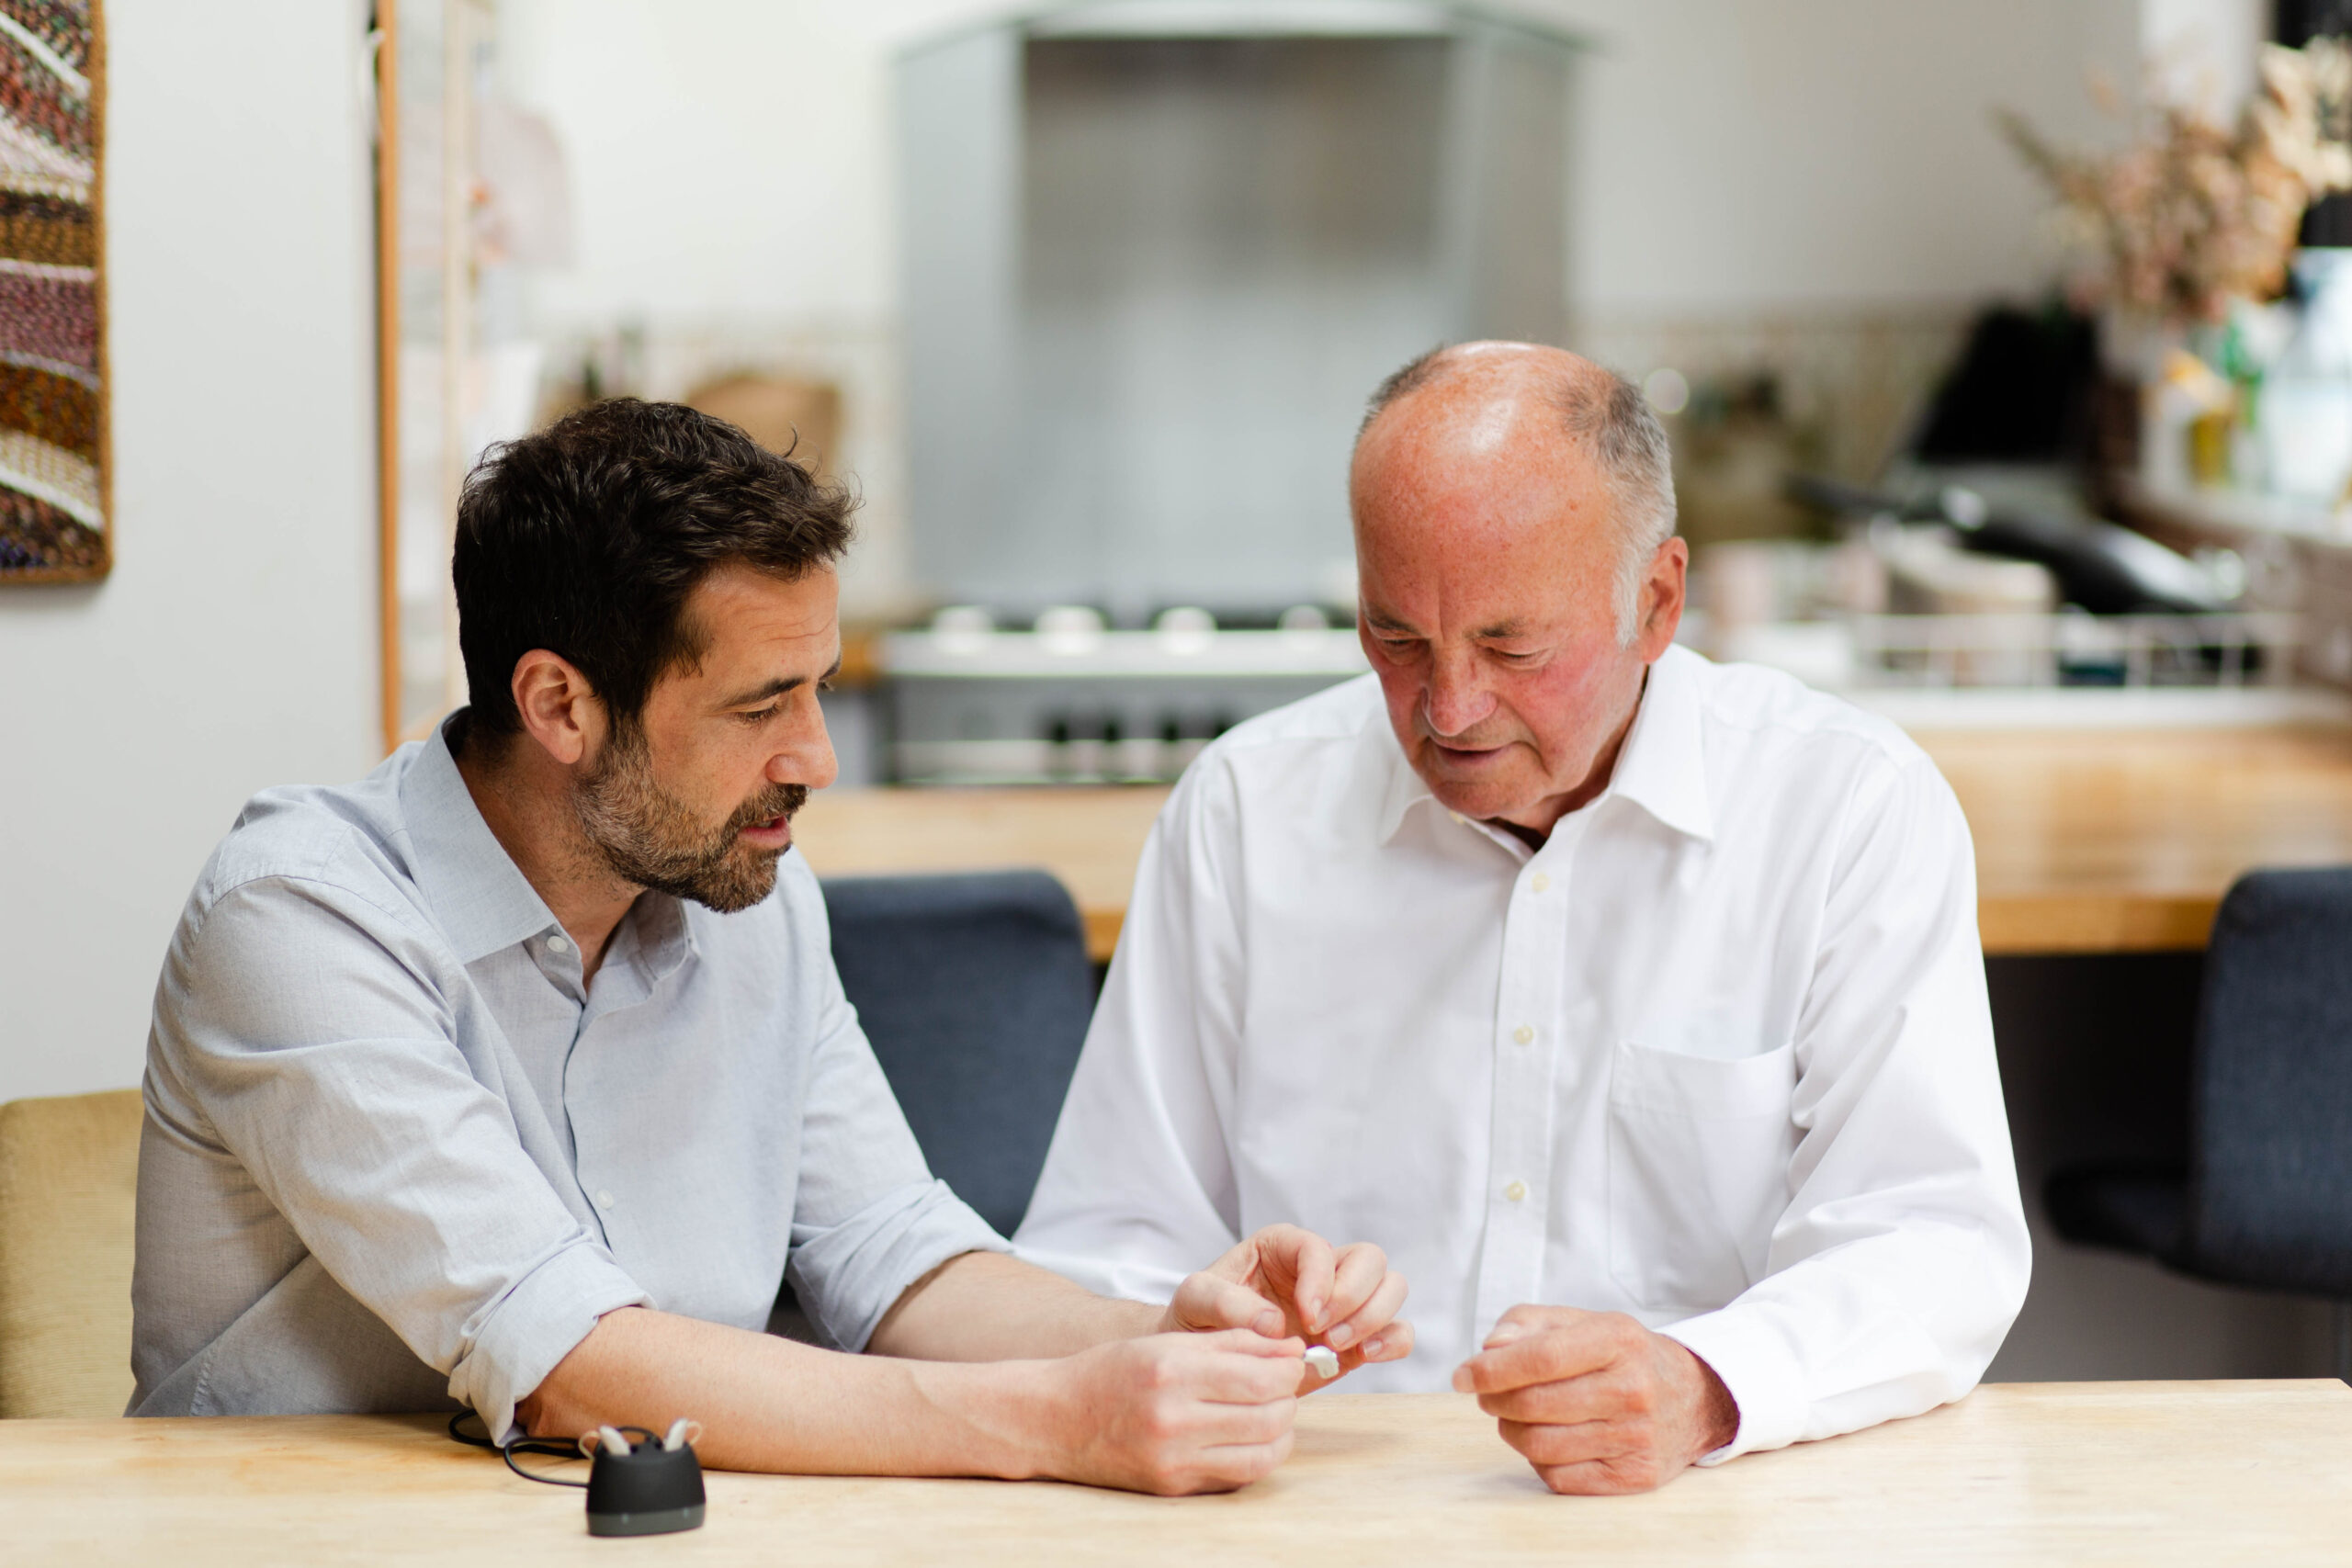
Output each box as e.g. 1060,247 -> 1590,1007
1422,657 -> 1497,738
771,702 -> 839,791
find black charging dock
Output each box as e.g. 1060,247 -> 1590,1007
585,1428 -> 707,1537
448,1412 -> 706,1537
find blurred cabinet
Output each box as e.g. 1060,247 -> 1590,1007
897,1 -> 1580,619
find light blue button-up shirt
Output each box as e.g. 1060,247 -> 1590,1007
131,716 -> 1004,1436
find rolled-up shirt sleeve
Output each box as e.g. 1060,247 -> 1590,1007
153,875 -> 650,1439
1658,753 -> 2031,1462
782,898 -> 1010,1352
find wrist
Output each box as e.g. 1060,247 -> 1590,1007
1012,1347 -> 1122,1484
1687,1352 -> 1740,1460
900,1355 -> 1067,1483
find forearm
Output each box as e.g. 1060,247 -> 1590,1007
868,1250 -> 1162,1362
518,1304 -> 1069,1478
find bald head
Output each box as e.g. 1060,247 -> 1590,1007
1353,343 -> 1676,642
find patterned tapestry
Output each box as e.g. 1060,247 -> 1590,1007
0,0 -> 100,581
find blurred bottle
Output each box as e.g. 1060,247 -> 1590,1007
2260,250 -> 2352,504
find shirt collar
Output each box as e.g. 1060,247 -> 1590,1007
1608,644 -> 1715,843
1370,643 -> 1714,848
397,713 -> 571,964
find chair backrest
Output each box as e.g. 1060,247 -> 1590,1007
0,1088 -> 142,1417
2182,866 -> 2352,1295
820,872 -> 1096,1238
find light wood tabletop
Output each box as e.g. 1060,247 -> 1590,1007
6,1383 -> 2348,1564
795,727 -> 2352,958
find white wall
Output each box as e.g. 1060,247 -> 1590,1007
1550,0 -> 2145,315
496,0 -> 972,330
498,0 -> 2162,321
0,0 -> 378,1103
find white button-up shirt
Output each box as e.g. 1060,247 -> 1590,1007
1016,646 -> 2030,1461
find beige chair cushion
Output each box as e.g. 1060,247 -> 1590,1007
0,1089 -> 142,1418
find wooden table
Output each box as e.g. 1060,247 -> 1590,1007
7,1384 -> 2348,1564
796,728 -> 2352,958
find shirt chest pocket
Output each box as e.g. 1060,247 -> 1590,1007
1606,1039 -> 1799,1314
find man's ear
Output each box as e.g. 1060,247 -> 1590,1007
1635,537 -> 1690,660
510,649 -> 605,768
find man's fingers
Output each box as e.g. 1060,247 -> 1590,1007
1187,1429 -> 1296,1492
1495,1415 -> 1638,1469
1532,1456 -> 1672,1496
1197,1353 -> 1310,1406
1452,1324 -> 1620,1395
1182,1327 -> 1308,1403
1487,1303 -> 1561,1343
1317,1243 -> 1391,1343
1192,1393 -> 1299,1442
1533,1448 -> 1683,1495
1324,1268 -> 1408,1353
1195,1325 -> 1307,1359
1355,1317 -> 1414,1364
1170,1271 -> 1286,1338
1256,1224 -> 1338,1332
1475,1363 -> 1641,1425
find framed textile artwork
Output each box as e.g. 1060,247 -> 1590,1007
0,0 -> 102,582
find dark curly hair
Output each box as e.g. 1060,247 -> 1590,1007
451,398 -> 854,746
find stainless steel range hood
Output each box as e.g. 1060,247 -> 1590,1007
897,0 -> 1584,622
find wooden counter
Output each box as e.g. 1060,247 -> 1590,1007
8,1383 -> 2347,1563
1924,726 -> 2352,952
796,728 -> 2352,958
797,783 -> 1170,961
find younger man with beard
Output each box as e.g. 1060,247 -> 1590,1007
130,400 -> 1409,1495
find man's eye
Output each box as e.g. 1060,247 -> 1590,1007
736,704 -> 783,726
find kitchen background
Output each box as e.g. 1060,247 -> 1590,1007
6,0 -> 2347,1388
386,0 -> 2312,787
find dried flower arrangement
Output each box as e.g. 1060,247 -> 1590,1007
2001,40 -> 2352,325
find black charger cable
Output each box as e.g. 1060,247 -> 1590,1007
447,1408 -> 630,1489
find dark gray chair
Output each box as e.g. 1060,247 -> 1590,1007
819,870 -> 1097,1238
2046,866 -> 2352,1376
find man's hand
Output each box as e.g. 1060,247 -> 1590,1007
1040,1328 -> 1306,1495
1159,1224 -> 1413,1386
519,1303 -> 1307,1495
1451,1306 -> 1738,1494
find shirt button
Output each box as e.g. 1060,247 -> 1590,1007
1504,1179 -> 1528,1203
1530,872 -> 1550,893
547,934 -> 572,955
595,1190 -> 616,1211
1512,1024 -> 1535,1045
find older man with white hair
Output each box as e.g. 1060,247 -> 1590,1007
1015,342 -> 2030,1494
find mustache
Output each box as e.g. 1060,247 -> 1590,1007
726,783 -> 808,835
